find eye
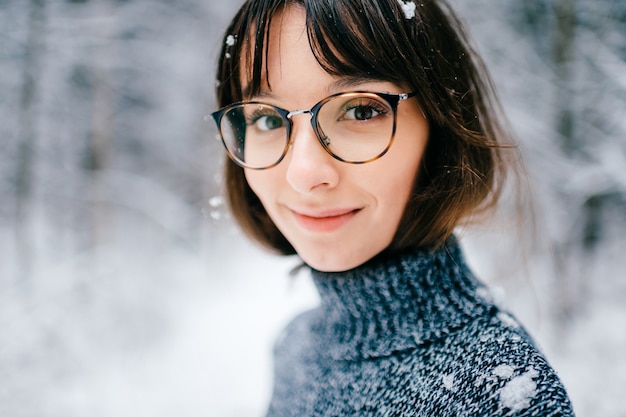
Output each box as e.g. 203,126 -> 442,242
248,109 -> 285,131
341,99 -> 389,121
346,106 -> 378,120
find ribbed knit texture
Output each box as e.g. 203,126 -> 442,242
265,240 -> 575,416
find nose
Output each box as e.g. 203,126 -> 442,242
284,114 -> 340,193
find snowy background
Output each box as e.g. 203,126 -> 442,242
1,0 -> 625,416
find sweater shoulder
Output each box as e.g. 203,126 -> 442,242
268,302 -> 576,417
398,312 -> 576,416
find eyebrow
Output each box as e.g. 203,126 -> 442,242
241,76 -> 388,102
327,76 -> 386,91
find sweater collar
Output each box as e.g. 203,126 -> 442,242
310,240 -> 492,361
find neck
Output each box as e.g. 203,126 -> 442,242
310,240 -> 493,360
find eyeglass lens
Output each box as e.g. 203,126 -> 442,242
219,92 -> 396,169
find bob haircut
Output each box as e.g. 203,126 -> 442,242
215,0 -> 518,255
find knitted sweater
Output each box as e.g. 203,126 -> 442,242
265,241 -> 575,416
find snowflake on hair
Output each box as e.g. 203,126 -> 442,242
397,0 -> 416,19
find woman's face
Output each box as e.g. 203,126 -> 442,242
243,6 -> 429,271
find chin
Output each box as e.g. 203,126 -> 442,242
299,250 -> 376,273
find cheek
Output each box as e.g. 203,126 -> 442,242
390,121 -> 429,198
378,171 -> 417,221
379,150 -> 423,202
371,146 -> 426,225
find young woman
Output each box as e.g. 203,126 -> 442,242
211,0 -> 575,415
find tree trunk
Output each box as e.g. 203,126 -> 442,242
15,0 -> 46,285
553,0 -> 576,154
551,0 -> 580,330
87,0 -> 117,248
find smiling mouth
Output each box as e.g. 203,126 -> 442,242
292,208 -> 361,233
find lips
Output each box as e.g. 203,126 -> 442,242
291,208 -> 361,233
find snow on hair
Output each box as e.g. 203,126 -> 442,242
397,0 -> 416,19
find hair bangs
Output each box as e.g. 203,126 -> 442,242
303,0 -> 415,83
219,0 -> 432,103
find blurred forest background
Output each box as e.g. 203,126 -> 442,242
1,0 -> 625,416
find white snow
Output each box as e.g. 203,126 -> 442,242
225,34 -> 236,46
442,373 -> 457,392
493,364 -> 515,379
498,368 -> 539,412
396,0 -> 416,20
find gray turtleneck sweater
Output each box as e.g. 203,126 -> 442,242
265,241 -> 574,416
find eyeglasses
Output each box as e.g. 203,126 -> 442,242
210,91 -> 417,170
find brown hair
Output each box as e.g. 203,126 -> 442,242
215,0 -> 520,255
